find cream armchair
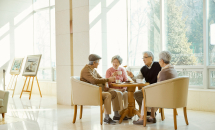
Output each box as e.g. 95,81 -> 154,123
0,90 -> 9,118
142,76 -> 189,130
71,76 -> 103,125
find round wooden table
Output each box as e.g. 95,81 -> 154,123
111,82 -> 149,124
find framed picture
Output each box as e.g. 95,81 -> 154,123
10,58 -> 24,75
22,54 -> 42,76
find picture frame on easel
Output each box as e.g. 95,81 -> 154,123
22,54 -> 42,76
10,58 -> 24,75
20,54 -> 42,99
8,58 -> 24,97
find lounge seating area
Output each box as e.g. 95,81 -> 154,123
1,0 -> 215,130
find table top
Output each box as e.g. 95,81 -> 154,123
111,82 -> 149,87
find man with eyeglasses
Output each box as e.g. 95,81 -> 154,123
127,51 -> 161,117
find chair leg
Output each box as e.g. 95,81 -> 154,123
100,105 -> 103,125
99,87 -> 103,125
183,107 -> 189,125
161,108 -> 165,121
173,108 -> 177,130
2,113 -> 5,118
143,107 -> 147,127
176,109 -> 178,115
80,105 -> 83,119
73,105 -> 77,123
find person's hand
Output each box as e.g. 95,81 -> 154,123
108,76 -> 116,82
104,82 -> 109,91
127,71 -> 134,78
121,88 -> 126,92
111,72 -> 118,77
104,86 -> 109,91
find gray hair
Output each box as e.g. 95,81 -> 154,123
143,51 -> 154,61
159,51 -> 171,64
111,55 -> 123,65
89,60 -> 99,65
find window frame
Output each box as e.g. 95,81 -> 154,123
127,0 -> 215,89
32,0 -> 56,82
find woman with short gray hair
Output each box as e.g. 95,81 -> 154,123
159,51 -> 171,64
157,51 -> 177,81
106,55 -> 128,118
111,55 -> 123,65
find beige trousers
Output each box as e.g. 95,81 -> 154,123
98,84 -> 120,114
102,92 -> 112,114
109,88 -> 128,111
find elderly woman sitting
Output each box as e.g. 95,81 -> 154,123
106,55 -> 128,117
133,51 -> 178,125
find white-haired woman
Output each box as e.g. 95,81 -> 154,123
106,55 -> 128,120
133,51 -> 178,125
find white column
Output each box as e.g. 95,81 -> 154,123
56,0 -> 90,105
72,0 -> 90,76
56,0 -> 72,105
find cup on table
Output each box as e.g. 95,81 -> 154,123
117,71 -> 122,75
136,79 -> 143,83
115,80 -> 121,83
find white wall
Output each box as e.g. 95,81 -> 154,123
0,0 -> 33,89
187,89 -> 215,112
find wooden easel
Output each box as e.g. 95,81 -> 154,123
20,76 -> 42,100
7,74 -> 19,97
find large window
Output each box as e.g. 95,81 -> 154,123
165,0 -> 203,66
208,0 -> 215,65
129,0 -> 161,66
33,0 -> 56,81
128,0 -> 215,89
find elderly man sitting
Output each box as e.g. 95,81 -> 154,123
127,51 -> 161,116
80,54 -> 123,124
133,51 -> 178,125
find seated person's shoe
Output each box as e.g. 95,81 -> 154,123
147,112 -> 157,116
147,117 -> 156,123
133,120 -> 143,125
113,116 -> 128,120
147,112 -> 151,116
104,118 -> 116,124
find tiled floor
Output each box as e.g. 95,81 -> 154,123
0,94 -> 215,130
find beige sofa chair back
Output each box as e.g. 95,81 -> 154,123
71,76 -> 100,106
144,76 -> 189,108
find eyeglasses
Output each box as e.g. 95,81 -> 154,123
142,56 -> 150,59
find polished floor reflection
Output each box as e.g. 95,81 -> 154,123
0,94 -> 215,130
